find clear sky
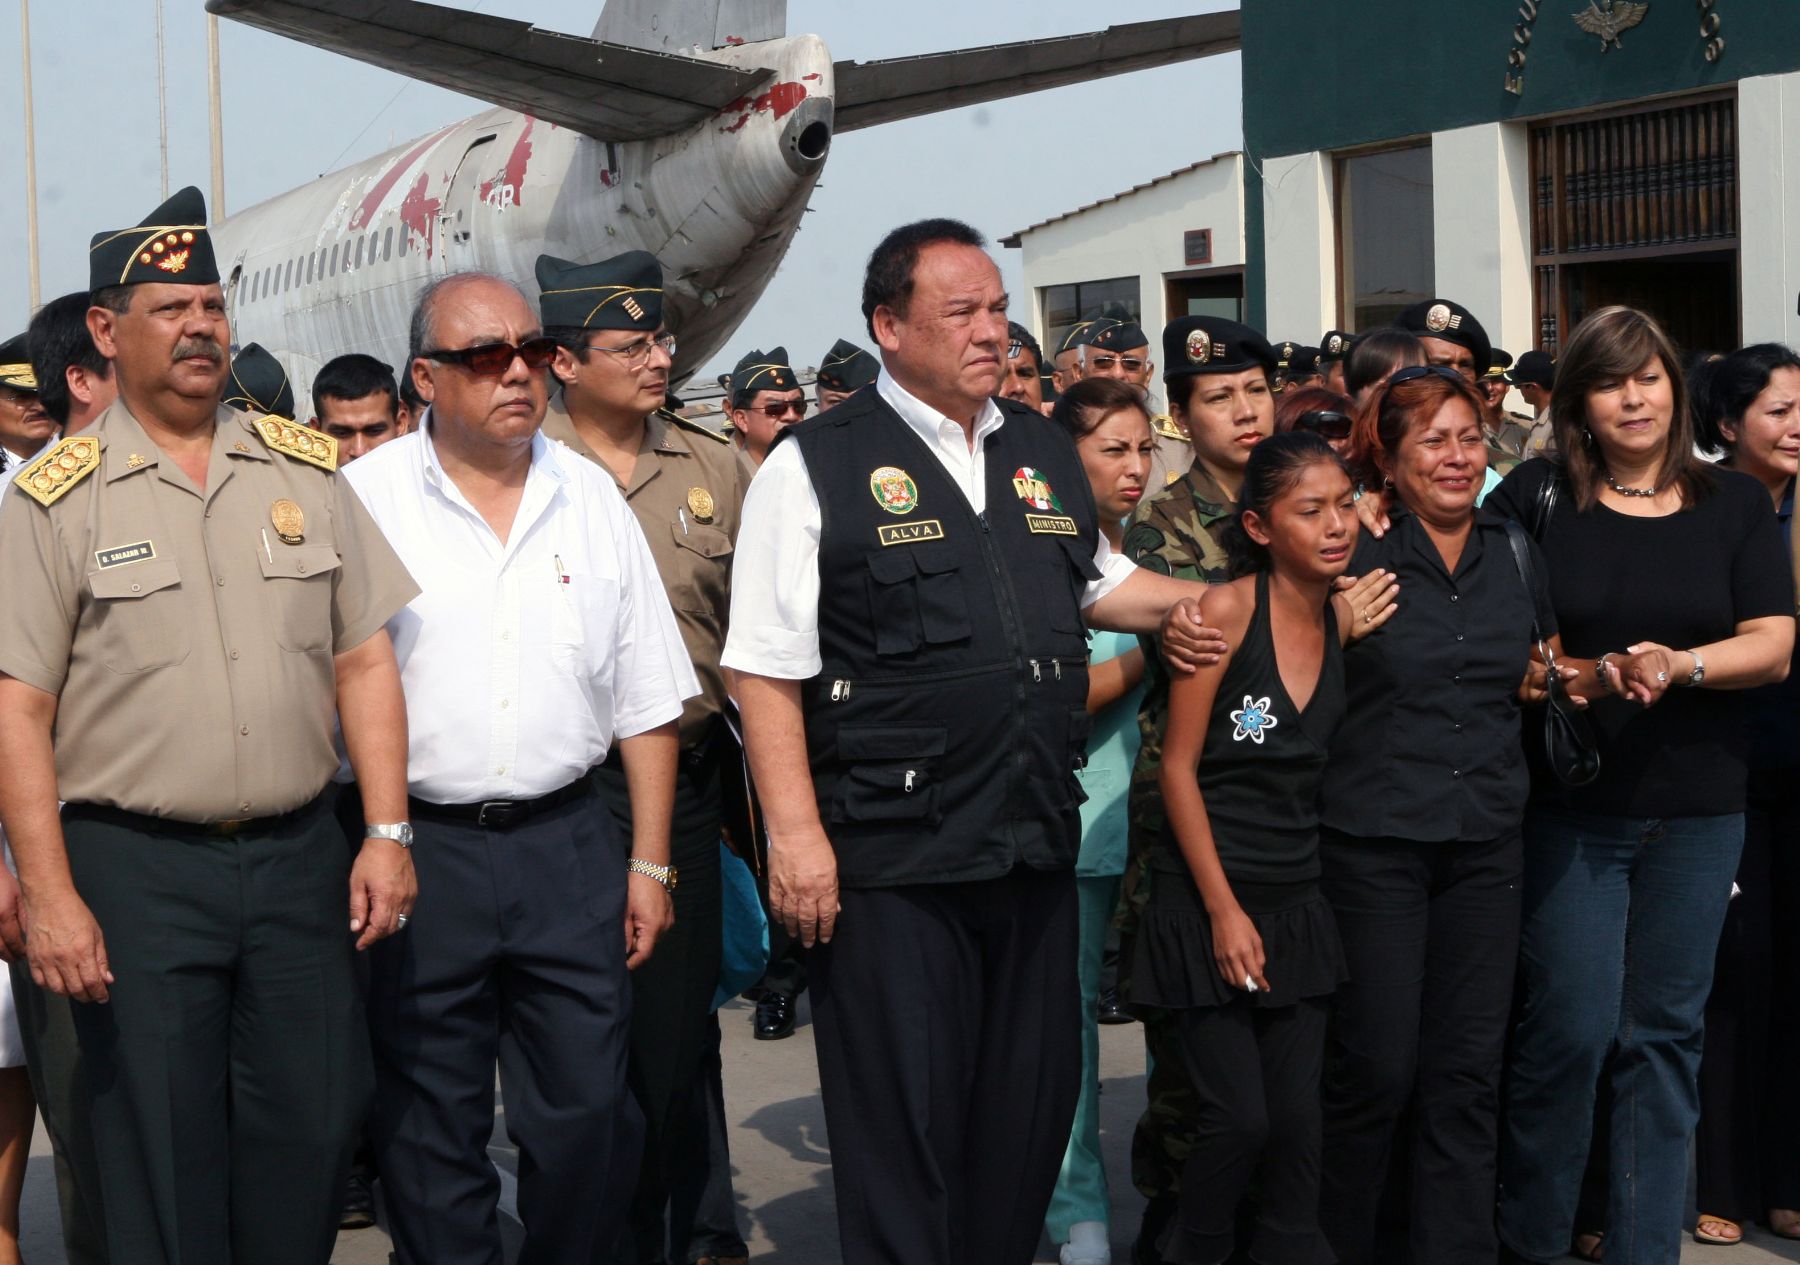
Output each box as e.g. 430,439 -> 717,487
0,0 -> 1242,380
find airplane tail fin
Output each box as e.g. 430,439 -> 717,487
591,0 -> 787,54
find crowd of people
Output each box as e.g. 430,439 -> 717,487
0,185 -> 1792,1265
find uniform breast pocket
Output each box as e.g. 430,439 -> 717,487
87,558 -> 190,673
258,545 -> 342,653
666,521 -> 732,614
865,542 -> 972,656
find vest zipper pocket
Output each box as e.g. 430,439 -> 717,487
904,770 -> 917,792
830,679 -> 853,702
1030,659 -> 1042,682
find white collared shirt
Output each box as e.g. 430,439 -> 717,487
341,421 -> 697,803
721,370 -> 1135,680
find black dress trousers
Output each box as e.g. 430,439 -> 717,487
62,797 -> 367,1265
809,864 -> 1081,1265
368,789 -> 640,1265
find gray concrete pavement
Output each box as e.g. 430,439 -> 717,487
13,994 -> 1799,1263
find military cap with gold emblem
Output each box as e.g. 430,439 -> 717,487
0,334 -> 38,395
816,338 -> 879,393
223,343 -> 296,420
536,250 -> 663,331
88,185 -> 220,291
1481,347 -> 1515,383
1163,316 -> 1276,383
1396,298 -> 1493,375
1319,329 -> 1355,365
1058,316 -> 1122,356
1091,321 -> 1149,353
728,347 -> 799,399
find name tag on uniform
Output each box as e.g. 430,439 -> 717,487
1025,514 -> 1078,536
877,519 -> 945,546
94,541 -> 156,569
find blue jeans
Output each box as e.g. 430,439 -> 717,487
1498,808 -> 1743,1265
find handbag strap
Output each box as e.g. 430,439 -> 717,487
1501,518 -> 1550,648
1529,464 -> 1561,540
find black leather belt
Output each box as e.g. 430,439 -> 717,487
409,775 -> 593,830
64,795 -> 324,839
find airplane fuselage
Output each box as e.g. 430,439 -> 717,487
215,36 -> 835,399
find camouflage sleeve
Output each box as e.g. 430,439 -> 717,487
1122,491 -> 1204,581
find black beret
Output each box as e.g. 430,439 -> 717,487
1319,330 -> 1354,363
817,338 -> 879,391
536,250 -> 663,331
729,348 -> 799,398
1091,321 -> 1149,352
89,186 -> 219,291
1277,342 -> 1321,376
1057,317 -> 1120,355
1504,350 -> 1556,390
1163,317 -> 1277,382
0,334 -> 37,394
223,343 -> 295,419
1396,299 -> 1493,374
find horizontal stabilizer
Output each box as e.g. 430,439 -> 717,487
207,0 -> 772,139
831,11 -> 1241,132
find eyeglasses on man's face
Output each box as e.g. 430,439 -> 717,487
1088,354 -> 1147,373
746,397 -> 808,421
584,332 -> 678,369
423,337 -> 560,376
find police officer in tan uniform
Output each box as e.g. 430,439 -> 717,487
0,187 -> 418,1265
537,249 -> 750,1265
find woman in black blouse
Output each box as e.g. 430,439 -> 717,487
1316,365 -> 1560,1265
1487,308 -> 1795,1265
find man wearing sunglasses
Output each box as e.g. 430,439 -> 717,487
816,338 -> 880,413
342,269 -> 697,1265
537,249 -> 753,1265
726,348 -> 807,469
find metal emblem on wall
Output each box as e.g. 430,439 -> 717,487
1504,1 -> 1724,97
1573,0 -> 1650,51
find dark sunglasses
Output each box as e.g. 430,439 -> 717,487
423,337 -> 560,376
748,399 -> 808,420
1294,410 -> 1354,440
1088,354 -> 1147,373
1386,364 -> 1467,387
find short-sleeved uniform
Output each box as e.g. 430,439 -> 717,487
0,400 -> 416,1265
1147,414 -> 1196,492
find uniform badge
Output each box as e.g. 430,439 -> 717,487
14,436 -> 100,508
1424,303 -> 1460,334
95,541 -> 155,569
1327,333 -> 1346,355
877,519 -> 945,546
623,296 -> 646,322
869,466 -> 919,515
127,453 -> 146,468
686,486 -> 715,523
1185,328 -> 1213,364
270,498 -> 305,545
1011,466 -> 1064,513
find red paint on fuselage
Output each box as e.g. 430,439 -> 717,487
479,116 -> 536,208
350,126 -> 454,231
718,82 -> 809,133
399,173 -> 442,257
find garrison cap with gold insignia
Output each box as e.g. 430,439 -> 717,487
1163,317 -> 1276,383
1319,330 -> 1354,364
729,347 -> 798,398
223,343 -> 296,419
536,250 -> 663,331
1481,347 -> 1515,381
1057,316 -> 1121,356
1396,298 -> 1493,375
88,185 -> 220,291
1092,321 -> 1149,352
0,334 -> 38,394
817,338 -> 879,392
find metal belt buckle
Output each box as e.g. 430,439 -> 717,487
476,801 -> 514,828
210,818 -> 248,837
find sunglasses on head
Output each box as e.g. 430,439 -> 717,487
423,337 -> 560,376
1386,364 -> 1467,387
1294,410 -> 1354,440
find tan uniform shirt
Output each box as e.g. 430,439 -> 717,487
1147,413 -> 1195,491
542,400 -> 745,747
0,403 -> 417,821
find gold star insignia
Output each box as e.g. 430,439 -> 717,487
127,453 -> 146,468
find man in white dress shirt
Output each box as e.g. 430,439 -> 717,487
722,219 -> 1220,1265
343,273 -> 697,1265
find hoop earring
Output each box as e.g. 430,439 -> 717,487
1582,426 -> 1596,448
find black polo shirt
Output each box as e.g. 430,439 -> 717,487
1320,504 -> 1552,843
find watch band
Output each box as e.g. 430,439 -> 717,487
1686,648 -> 1706,687
628,858 -> 678,893
365,822 -> 414,848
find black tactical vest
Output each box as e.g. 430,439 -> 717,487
790,391 -> 1101,888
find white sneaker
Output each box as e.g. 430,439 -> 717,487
1059,1220 -> 1111,1265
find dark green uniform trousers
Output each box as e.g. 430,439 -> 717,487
61,797 -> 369,1265
8,960 -> 107,1265
596,736 -> 725,1265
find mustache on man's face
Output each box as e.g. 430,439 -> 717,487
172,338 -> 223,364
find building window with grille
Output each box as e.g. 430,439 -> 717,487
1041,277 -> 1142,354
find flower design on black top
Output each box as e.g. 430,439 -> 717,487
1229,695 -> 1279,745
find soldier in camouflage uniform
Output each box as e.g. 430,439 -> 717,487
1118,317 -> 1279,1254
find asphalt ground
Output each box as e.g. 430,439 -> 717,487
14,994 -> 1800,1264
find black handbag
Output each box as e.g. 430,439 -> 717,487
1504,505 -> 1601,787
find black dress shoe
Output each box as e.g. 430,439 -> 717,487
1096,986 -> 1134,1025
754,990 -> 796,1040
339,1171 -> 376,1230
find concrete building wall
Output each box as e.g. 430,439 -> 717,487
1432,122 -> 1537,359
1011,155 -> 1245,342
1260,151 -> 1336,344
1739,70 -> 1800,348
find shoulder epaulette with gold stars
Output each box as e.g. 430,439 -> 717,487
13,435 -> 101,507
1151,414 -> 1187,441
253,417 -> 338,472
663,410 -> 731,445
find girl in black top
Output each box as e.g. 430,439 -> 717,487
1127,432 -> 1356,1265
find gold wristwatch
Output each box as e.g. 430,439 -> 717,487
628,858 -> 678,893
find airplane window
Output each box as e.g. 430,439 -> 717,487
248,271 -> 257,303
330,244 -> 340,275
355,236 -> 366,268
399,228 -> 409,258
383,227 -> 393,261
306,252 -> 314,285
285,259 -> 295,292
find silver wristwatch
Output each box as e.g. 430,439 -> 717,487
365,822 -> 415,848
1685,649 -> 1706,687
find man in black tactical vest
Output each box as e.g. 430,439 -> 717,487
723,219 -> 1221,1265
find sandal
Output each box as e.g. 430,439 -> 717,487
1571,1231 -> 1604,1262
1771,1208 -> 1800,1240
1694,1214 -> 1743,1246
